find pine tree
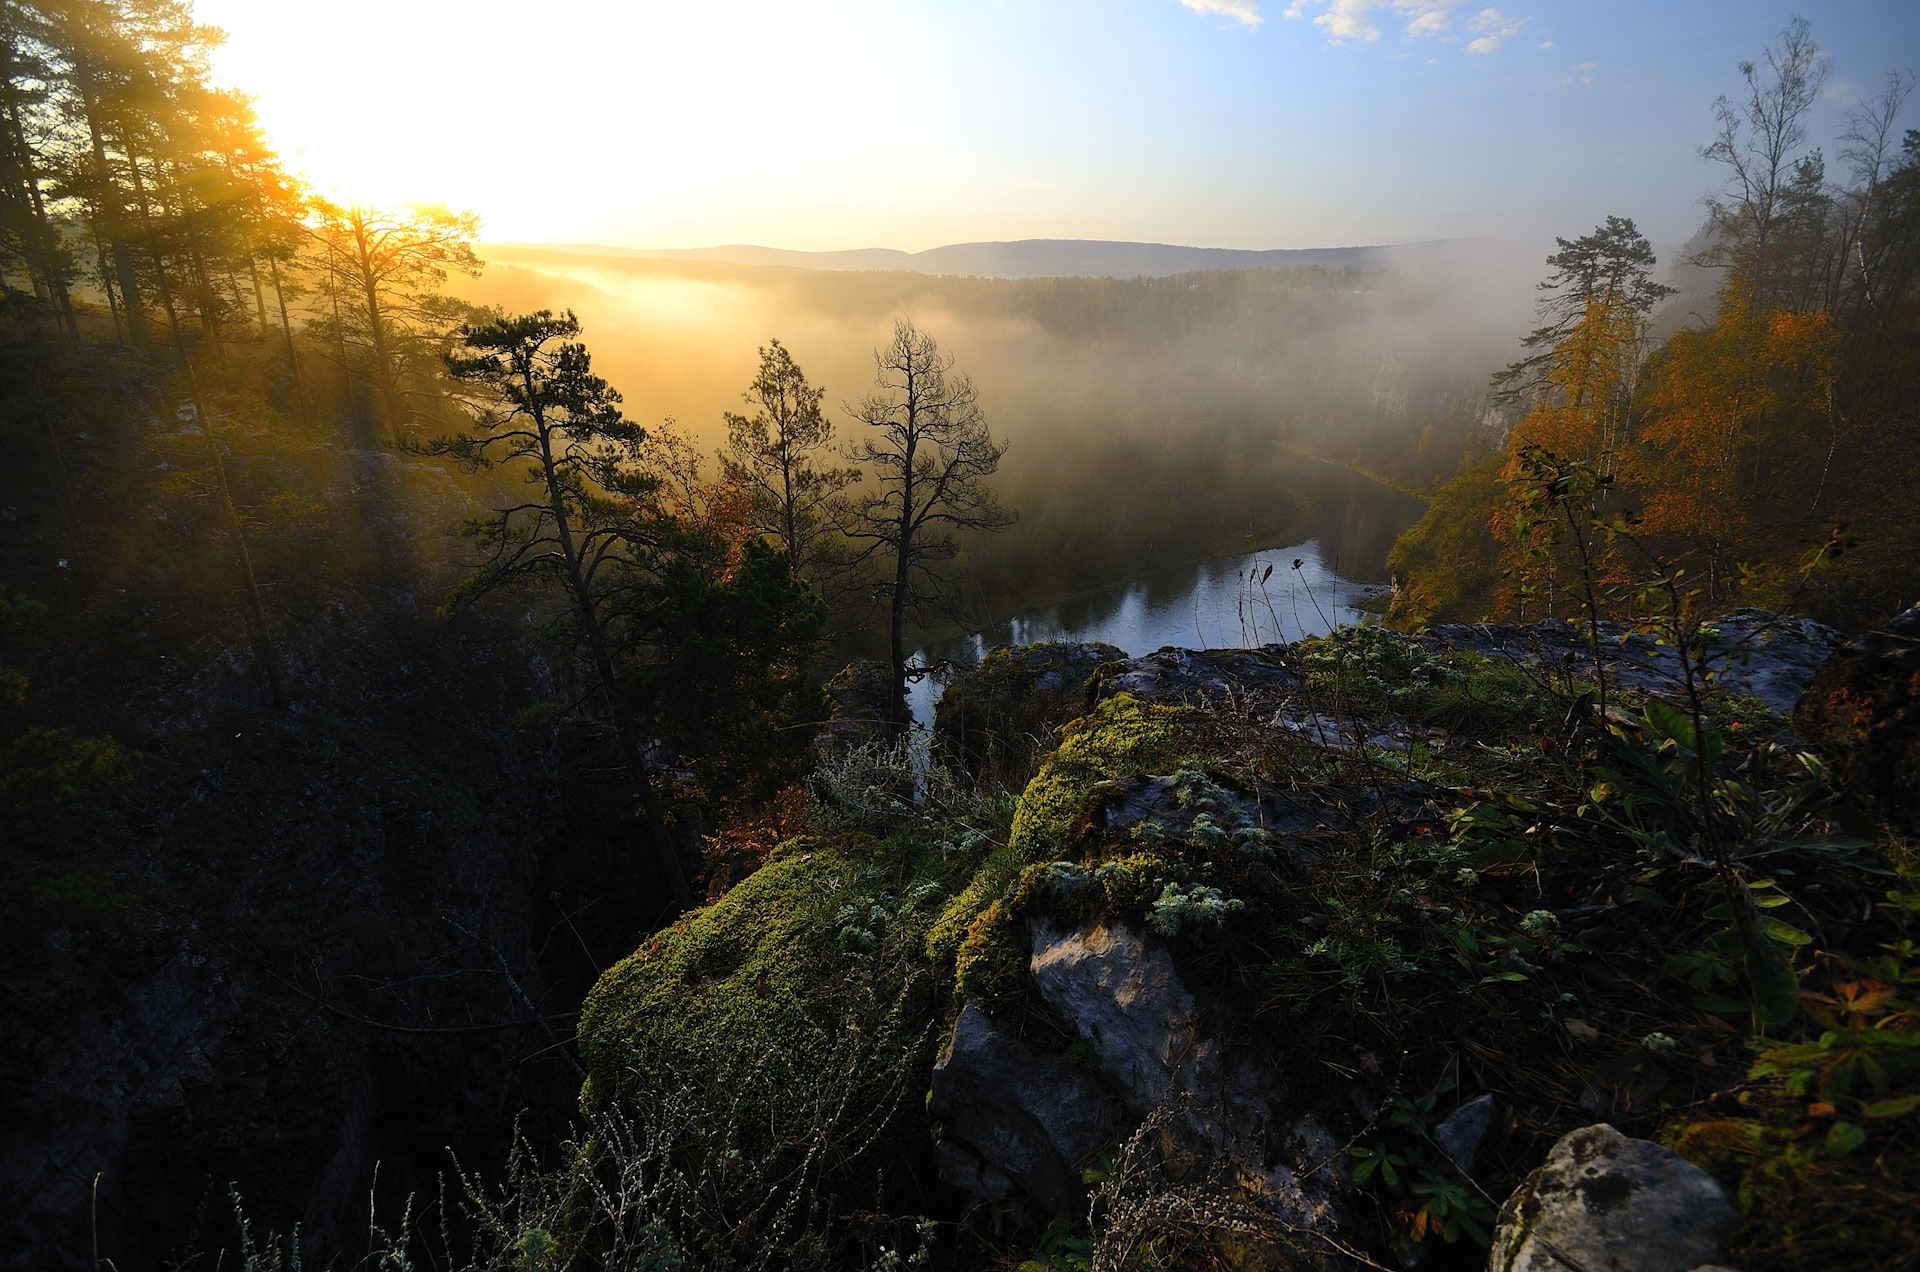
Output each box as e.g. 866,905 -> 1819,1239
312,200 -> 481,436
419,308 -> 694,911
719,338 -> 860,594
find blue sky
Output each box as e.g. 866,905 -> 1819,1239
197,0 -> 1918,252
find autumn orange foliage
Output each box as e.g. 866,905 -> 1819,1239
699,782 -> 817,901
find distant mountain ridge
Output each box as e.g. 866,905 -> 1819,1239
502,237 -> 1467,280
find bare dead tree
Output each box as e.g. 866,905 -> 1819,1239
1698,16 -> 1830,306
841,320 -> 1013,732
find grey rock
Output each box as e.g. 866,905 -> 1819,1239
1027,921 -> 1213,1116
1709,610 -> 1846,713
933,1140 -> 1017,1203
1489,1123 -> 1740,1272
1427,609 -> 1842,716
1024,922 -> 1347,1239
1083,611 -> 1840,721
1432,1093 -> 1495,1175
1088,645 -> 1301,708
990,640 -> 1126,697
930,1002 -> 1121,1214
1087,772 -> 1354,862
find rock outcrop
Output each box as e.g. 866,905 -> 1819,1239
1027,922 -> 1212,1117
1088,645 -> 1300,707
1795,603 -> 1920,834
1082,613 -> 1844,719
937,641 -> 1125,783
582,609 -> 1915,1269
1488,1123 -> 1740,1272
929,1003 -> 1121,1214
933,917 -> 1344,1239
1427,609 -> 1843,715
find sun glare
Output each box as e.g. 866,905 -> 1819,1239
196,0 -> 901,245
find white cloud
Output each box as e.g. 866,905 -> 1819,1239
1281,0 -> 1382,42
1536,39 -> 1554,49
1180,0 -> 1263,28
1401,2 -> 1457,37
1464,6 -> 1526,53
1278,2 -> 1529,48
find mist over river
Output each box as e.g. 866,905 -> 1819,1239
908,466 -> 1424,725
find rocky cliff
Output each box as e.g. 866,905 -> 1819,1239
581,611 -> 1919,1271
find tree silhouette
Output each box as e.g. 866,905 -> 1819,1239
843,320 -> 1013,730
418,308 -> 694,911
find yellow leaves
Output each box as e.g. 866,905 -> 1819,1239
1765,309 -> 1835,372
1504,290 -> 1650,473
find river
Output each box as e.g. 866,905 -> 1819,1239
907,464 -> 1425,726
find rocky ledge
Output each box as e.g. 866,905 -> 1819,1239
584,607 -> 1919,1271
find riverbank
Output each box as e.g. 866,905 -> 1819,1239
879,451 -> 1426,657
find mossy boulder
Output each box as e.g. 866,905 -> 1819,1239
816,657 -> 895,763
934,641 -> 1124,785
579,625 -> 1918,1270
927,692 -> 1206,987
578,834 -> 939,1139
1006,693 -> 1207,863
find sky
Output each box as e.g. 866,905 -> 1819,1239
193,0 -> 1918,253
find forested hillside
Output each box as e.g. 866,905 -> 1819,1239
1388,21 -> 1919,633
469,243 -> 1515,616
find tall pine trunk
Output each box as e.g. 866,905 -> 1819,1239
150,234 -> 289,710
525,361 -> 693,911
68,38 -> 148,344
267,253 -> 311,422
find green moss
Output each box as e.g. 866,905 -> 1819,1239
1661,1096 -> 1920,1271
953,899 -> 1024,1000
927,844 -> 1028,967
578,834 -> 931,1125
1006,693 -> 1202,862
927,694 -> 1201,975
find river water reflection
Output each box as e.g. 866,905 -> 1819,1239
908,467 -> 1424,726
